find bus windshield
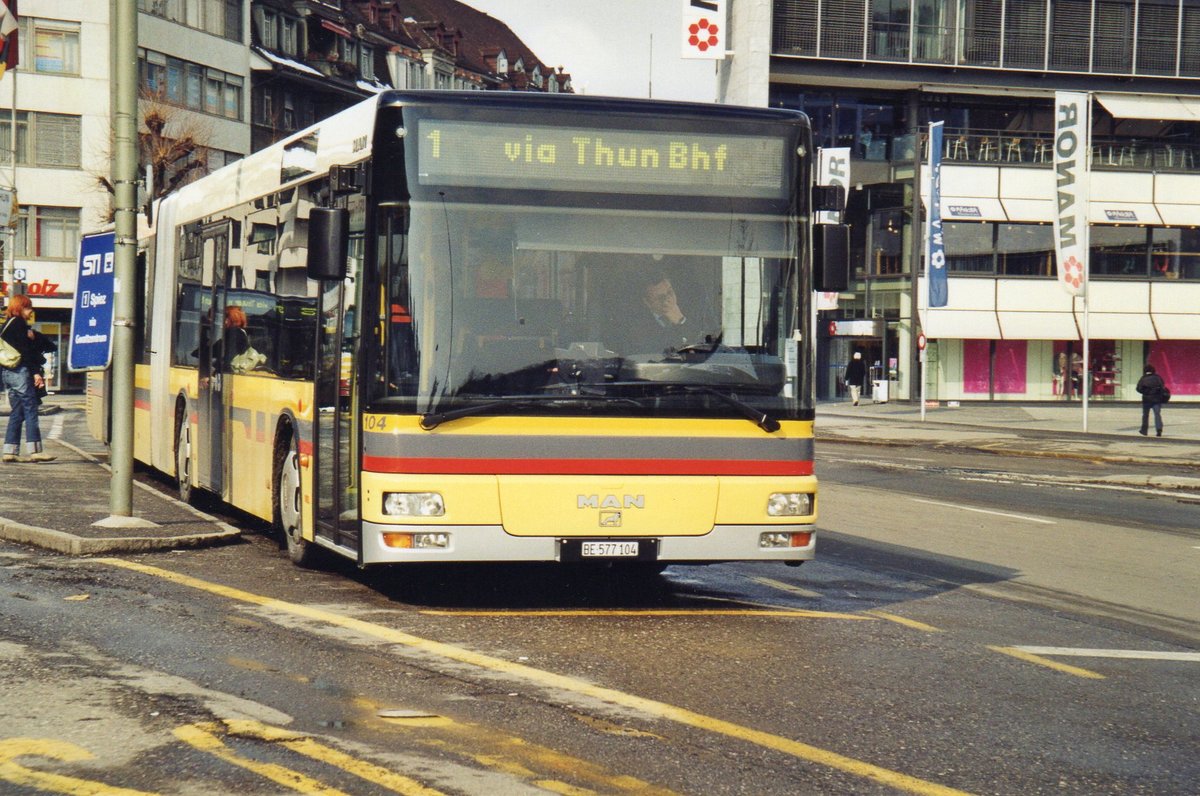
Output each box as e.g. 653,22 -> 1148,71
376,201 -> 808,421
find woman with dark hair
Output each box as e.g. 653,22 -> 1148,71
1135,363 -> 1168,437
1,295 -> 55,462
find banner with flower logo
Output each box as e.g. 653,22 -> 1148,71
1053,92 -> 1090,296
681,0 -> 725,59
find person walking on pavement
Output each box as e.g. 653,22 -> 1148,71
1,295 -> 56,462
1135,363 -> 1168,437
844,351 -> 867,406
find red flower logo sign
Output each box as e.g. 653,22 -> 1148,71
1061,254 -> 1084,291
688,18 -> 720,52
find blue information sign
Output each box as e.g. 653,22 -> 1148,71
68,232 -> 117,371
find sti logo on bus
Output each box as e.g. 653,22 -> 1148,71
577,494 -> 645,510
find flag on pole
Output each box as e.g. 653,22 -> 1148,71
927,121 -> 948,308
0,0 -> 18,81
1053,92 -> 1090,296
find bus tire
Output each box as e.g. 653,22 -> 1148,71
175,409 -> 196,505
275,430 -> 316,567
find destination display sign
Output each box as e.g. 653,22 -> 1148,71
417,119 -> 788,199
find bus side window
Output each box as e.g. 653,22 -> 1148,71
173,284 -> 203,367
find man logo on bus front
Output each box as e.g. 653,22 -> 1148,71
599,512 -> 622,528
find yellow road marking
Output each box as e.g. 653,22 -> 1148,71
100,558 -> 973,796
987,646 -> 1106,680
419,608 -> 872,619
0,738 -> 159,795
864,610 -> 943,633
174,723 -> 349,795
358,698 -> 676,794
177,720 -> 444,796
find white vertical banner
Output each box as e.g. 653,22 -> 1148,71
815,147 -> 850,311
1053,92 -> 1090,297
681,0 -> 727,59
816,147 -> 850,225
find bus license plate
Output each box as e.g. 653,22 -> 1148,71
581,541 -> 640,558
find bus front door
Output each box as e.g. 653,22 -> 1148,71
196,224 -> 229,496
313,275 -> 360,554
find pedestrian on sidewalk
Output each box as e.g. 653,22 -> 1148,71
844,351 -> 867,406
1,295 -> 56,462
1135,363 -> 1168,437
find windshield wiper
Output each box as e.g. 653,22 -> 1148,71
599,381 -> 780,433
682,385 -> 781,433
419,394 -> 642,430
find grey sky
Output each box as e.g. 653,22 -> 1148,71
462,0 -> 719,101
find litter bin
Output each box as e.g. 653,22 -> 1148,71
872,378 -> 888,403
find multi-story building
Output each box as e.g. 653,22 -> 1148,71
725,0 -> 1200,403
249,0 -> 570,149
2,2 -> 250,392
2,0 -> 565,391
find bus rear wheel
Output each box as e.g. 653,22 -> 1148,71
175,415 -> 195,505
276,434 -> 316,567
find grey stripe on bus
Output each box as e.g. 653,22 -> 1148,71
362,432 -> 813,462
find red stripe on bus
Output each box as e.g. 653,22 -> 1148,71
361,456 -> 813,476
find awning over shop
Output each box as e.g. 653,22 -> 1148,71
1089,202 -> 1161,225
1151,314 -> 1200,340
940,197 -> 1007,221
919,309 -> 1001,339
1000,198 -> 1053,223
996,311 -> 1079,340
1096,93 -> 1200,121
1154,204 -> 1200,226
1087,313 -> 1158,340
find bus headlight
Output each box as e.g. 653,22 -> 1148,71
767,492 -> 813,517
383,492 -> 445,517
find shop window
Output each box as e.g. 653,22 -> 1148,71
963,339 -> 1028,395
944,221 -> 994,273
1152,227 -> 1200,280
1091,225 -> 1147,276
871,209 -> 905,275
997,223 -> 1053,276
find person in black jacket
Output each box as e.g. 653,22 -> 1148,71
1135,363 -> 1168,437
1,295 -> 55,462
844,351 -> 867,406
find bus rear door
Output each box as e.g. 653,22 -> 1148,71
196,222 -> 230,496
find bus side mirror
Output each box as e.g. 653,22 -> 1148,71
306,207 -> 350,281
814,223 -> 849,292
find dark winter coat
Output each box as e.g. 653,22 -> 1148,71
844,358 -> 867,387
1135,372 -> 1167,405
0,315 -> 39,370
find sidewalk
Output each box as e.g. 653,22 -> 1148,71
817,398 -> 1200,484
0,395 -> 240,555
1,396 -> 1196,556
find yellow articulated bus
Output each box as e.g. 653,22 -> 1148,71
89,90 -> 848,569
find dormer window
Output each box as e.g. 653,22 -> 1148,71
513,57 -> 524,73
496,49 -> 508,75
531,66 -> 541,87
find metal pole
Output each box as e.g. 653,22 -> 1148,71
106,0 -> 138,519
6,66 -> 14,298
908,91 -> 922,404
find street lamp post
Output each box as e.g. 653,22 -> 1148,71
98,0 -> 144,526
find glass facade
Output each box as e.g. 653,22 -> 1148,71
774,0 -> 1200,78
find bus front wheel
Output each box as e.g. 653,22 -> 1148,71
276,434 -> 316,567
